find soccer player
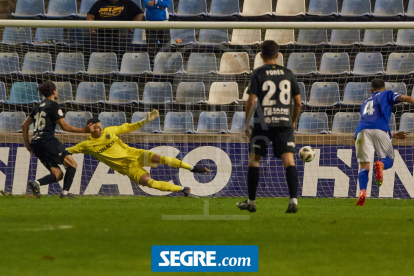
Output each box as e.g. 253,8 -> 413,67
237,40 -> 302,213
22,81 -> 91,198
67,110 -> 210,196
355,79 -> 413,206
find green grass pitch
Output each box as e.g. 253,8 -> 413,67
0,196 -> 413,276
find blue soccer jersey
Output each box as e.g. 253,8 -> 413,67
355,90 -> 401,139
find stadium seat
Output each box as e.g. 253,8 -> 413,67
254,52 -> 283,69
319,53 -> 350,74
187,53 -> 217,74
119,53 -> 151,75
274,0 -> 306,16
307,82 -> 340,107
2,27 -> 32,45
46,0 -> 77,18
170,29 -> 196,46
229,29 -> 262,45
218,52 -> 250,74
331,112 -> 360,134
385,82 -> 407,96
12,0 -> 45,18
175,82 -> 207,104
264,29 -> 295,45
298,82 -> 306,103
142,82 -> 173,104
341,82 -> 371,105
34,28 -> 64,45
399,113 -> 414,132
21,52 -> 52,74
208,82 -> 239,105
373,0 -> 404,17
296,29 -> 328,45
0,112 -> 26,133
297,112 -> 329,134
385,53 -> 414,75
197,111 -> 229,134
396,29 -> 414,46
8,82 -> 39,104
389,113 -> 396,132
176,0 -> 207,16
131,0 -> 142,9
54,82 -> 73,103
53,52 -> 85,75
108,82 -> 139,104
287,53 -> 317,74
131,112 -> 162,133
198,29 -> 229,45
230,112 -> 254,133
75,82 -> 106,103
0,53 -> 20,74
65,112 -> 93,129
78,0 -> 97,18
86,52 -> 118,75
153,52 -> 184,75
340,0 -> 371,16
330,29 -> 361,45
163,112 -> 196,133
132,29 -> 146,45
407,0 -> 414,17
209,0 -> 240,17
241,0 -> 272,16
0,82 -> 6,103
308,0 -> 338,16
352,53 -> 384,75
98,112 -> 127,128
362,29 -> 394,46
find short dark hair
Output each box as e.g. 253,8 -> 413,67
38,80 -> 56,98
87,118 -> 100,126
261,40 -> 279,60
371,79 -> 385,91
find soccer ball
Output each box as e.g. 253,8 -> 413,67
298,146 -> 315,162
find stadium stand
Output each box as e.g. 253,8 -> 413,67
98,112 -> 127,128
0,112 -> 26,133
163,112 -> 196,133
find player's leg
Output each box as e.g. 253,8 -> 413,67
137,172 -> 190,196
61,155 -> 77,198
372,129 -> 395,186
355,130 -> 374,206
149,153 -> 210,174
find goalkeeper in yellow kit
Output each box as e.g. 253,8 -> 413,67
67,110 -> 210,196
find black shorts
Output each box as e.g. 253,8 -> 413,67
249,127 -> 296,158
31,138 -> 71,171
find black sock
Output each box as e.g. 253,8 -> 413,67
63,166 -> 76,192
286,166 -> 298,199
37,174 -> 57,186
247,167 -> 260,201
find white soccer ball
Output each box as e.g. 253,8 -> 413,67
298,146 -> 315,162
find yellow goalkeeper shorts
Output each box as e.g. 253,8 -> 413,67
126,150 -> 158,184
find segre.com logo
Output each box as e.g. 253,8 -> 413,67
151,245 -> 258,272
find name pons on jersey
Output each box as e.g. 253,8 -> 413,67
266,70 -> 284,76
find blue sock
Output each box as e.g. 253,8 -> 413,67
381,157 -> 393,170
358,169 -> 369,191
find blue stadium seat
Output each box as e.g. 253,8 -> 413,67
142,82 -> 173,104
297,29 -> 328,45
98,112 -> 127,128
119,53 -> 151,75
175,82 -> 206,104
65,112 -> 93,129
54,82 -> 73,103
132,29 -> 146,45
218,52 -> 250,74
208,82 -> 239,105
362,29 -> 394,46
131,112 -> 162,133
187,53 -> 217,74
297,112 -> 329,134
78,0 -> 97,18
373,0 -> 404,17
396,29 -> 414,46
340,0 -> 371,17
241,0 -> 272,16
389,113 -> 396,132
399,113 -> 414,132
197,111 -> 229,134
12,0 -> 45,18
153,52 -> 184,75
298,82 -> 306,103
0,53 -> 20,74
34,28 -> 64,45
108,82 -> 139,104
163,112 -> 195,133
209,0 -> 240,17
407,0 -> 414,17
230,112 -> 254,133
86,52 -> 118,75
53,52 -> 85,75
385,82 -> 407,96
170,29 -> 196,46
319,52 -> 350,74
341,82 -> 371,105
331,112 -> 360,134
330,29 -> 361,45
308,0 -> 338,16
8,82 -> 39,104
131,0 -> 142,9
307,82 -> 340,107
386,53 -> 414,75
0,112 -> 26,133
21,52 -> 52,74
198,29 -> 229,45
229,29 -> 262,45
176,0 -> 207,16
75,82 -> 106,103
254,52 -> 284,68
287,53 -> 317,74
264,29 -> 295,45
274,0 -> 306,16
352,53 -> 384,75
2,27 -> 32,45
0,82 -> 6,103
46,0 -> 77,18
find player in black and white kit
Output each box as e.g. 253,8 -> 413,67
237,41 -> 302,213
21,81 -> 91,198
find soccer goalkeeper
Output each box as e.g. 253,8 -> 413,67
67,110 -> 210,196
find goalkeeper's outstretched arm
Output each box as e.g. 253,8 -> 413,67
110,110 -> 160,135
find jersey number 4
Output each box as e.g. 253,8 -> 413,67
33,111 -> 46,131
363,100 -> 375,115
262,80 -> 291,106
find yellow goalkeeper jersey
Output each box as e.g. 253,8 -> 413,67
67,122 -> 146,175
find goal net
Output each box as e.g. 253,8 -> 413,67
0,20 -> 413,199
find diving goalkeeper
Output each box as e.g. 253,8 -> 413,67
67,110 -> 210,196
